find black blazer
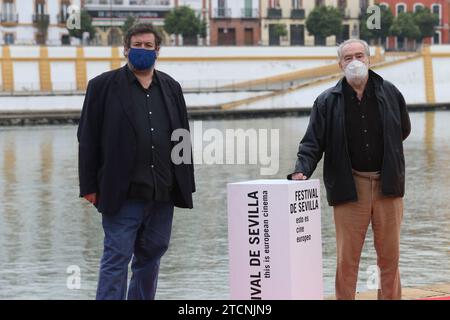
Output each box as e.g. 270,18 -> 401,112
288,70 -> 411,206
77,65 -> 195,215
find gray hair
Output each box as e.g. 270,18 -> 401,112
337,39 -> 370,60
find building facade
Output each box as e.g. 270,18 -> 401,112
378,0 -> 449,49
83,0 -> 174,45
260,0 -> 374,46
0,0 -> 82,45
209,0 -> 261,46
83,0 -> 208,46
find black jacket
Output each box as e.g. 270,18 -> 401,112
288,70 -> 411,206
77,65 -> 195,215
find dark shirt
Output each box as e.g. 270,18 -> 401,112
343,76 -> 384,172
126,65 -> 174,202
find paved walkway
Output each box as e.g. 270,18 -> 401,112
326,283 -> 450,300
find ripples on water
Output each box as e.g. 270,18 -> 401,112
0,111 -> 449,299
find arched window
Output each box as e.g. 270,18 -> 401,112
431,4 -> 442,25
396,3 -> 406,16
413,3 -> 424,12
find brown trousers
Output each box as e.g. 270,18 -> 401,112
333,170 -> 403,300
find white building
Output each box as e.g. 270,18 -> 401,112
83,0 -> 208,46
260,0 -> 375,46
0,0 -> 82,46
83,0 -> 174,45
177,0 -> 205,14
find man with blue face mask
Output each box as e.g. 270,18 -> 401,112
288,39 -> 410,300
77,23 -> 195,300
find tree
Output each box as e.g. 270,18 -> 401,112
413,7 -> 439,43
306,6 -> 343,46
273,24 -> 288,37
389,12 -> 421,50
199,19 -> 207,39
68,10 -> 96,41
164,6 -> 203,45
122,15 -> 138,35
360,5 -> 394,45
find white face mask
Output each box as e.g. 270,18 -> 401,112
344,60 -> 368,82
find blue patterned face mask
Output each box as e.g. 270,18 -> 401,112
128,48 -> 157,71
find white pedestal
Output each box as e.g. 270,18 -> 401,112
227,179 -> 323,300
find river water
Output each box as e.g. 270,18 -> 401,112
0,111 -> 449,299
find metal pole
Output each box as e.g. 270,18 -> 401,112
110,0 -> 113,45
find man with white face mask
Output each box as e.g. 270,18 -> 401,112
288,39 -> 410,300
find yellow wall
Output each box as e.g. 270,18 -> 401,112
260,0 -> 377,46
0,45 -> 446,100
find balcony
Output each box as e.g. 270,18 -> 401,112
33,14 -> 50,24
1,13 -> 18,24
212,8 -> 232,19
267,8 -> 282,19
241,8 -> 259,19
290,9 -> 305,19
